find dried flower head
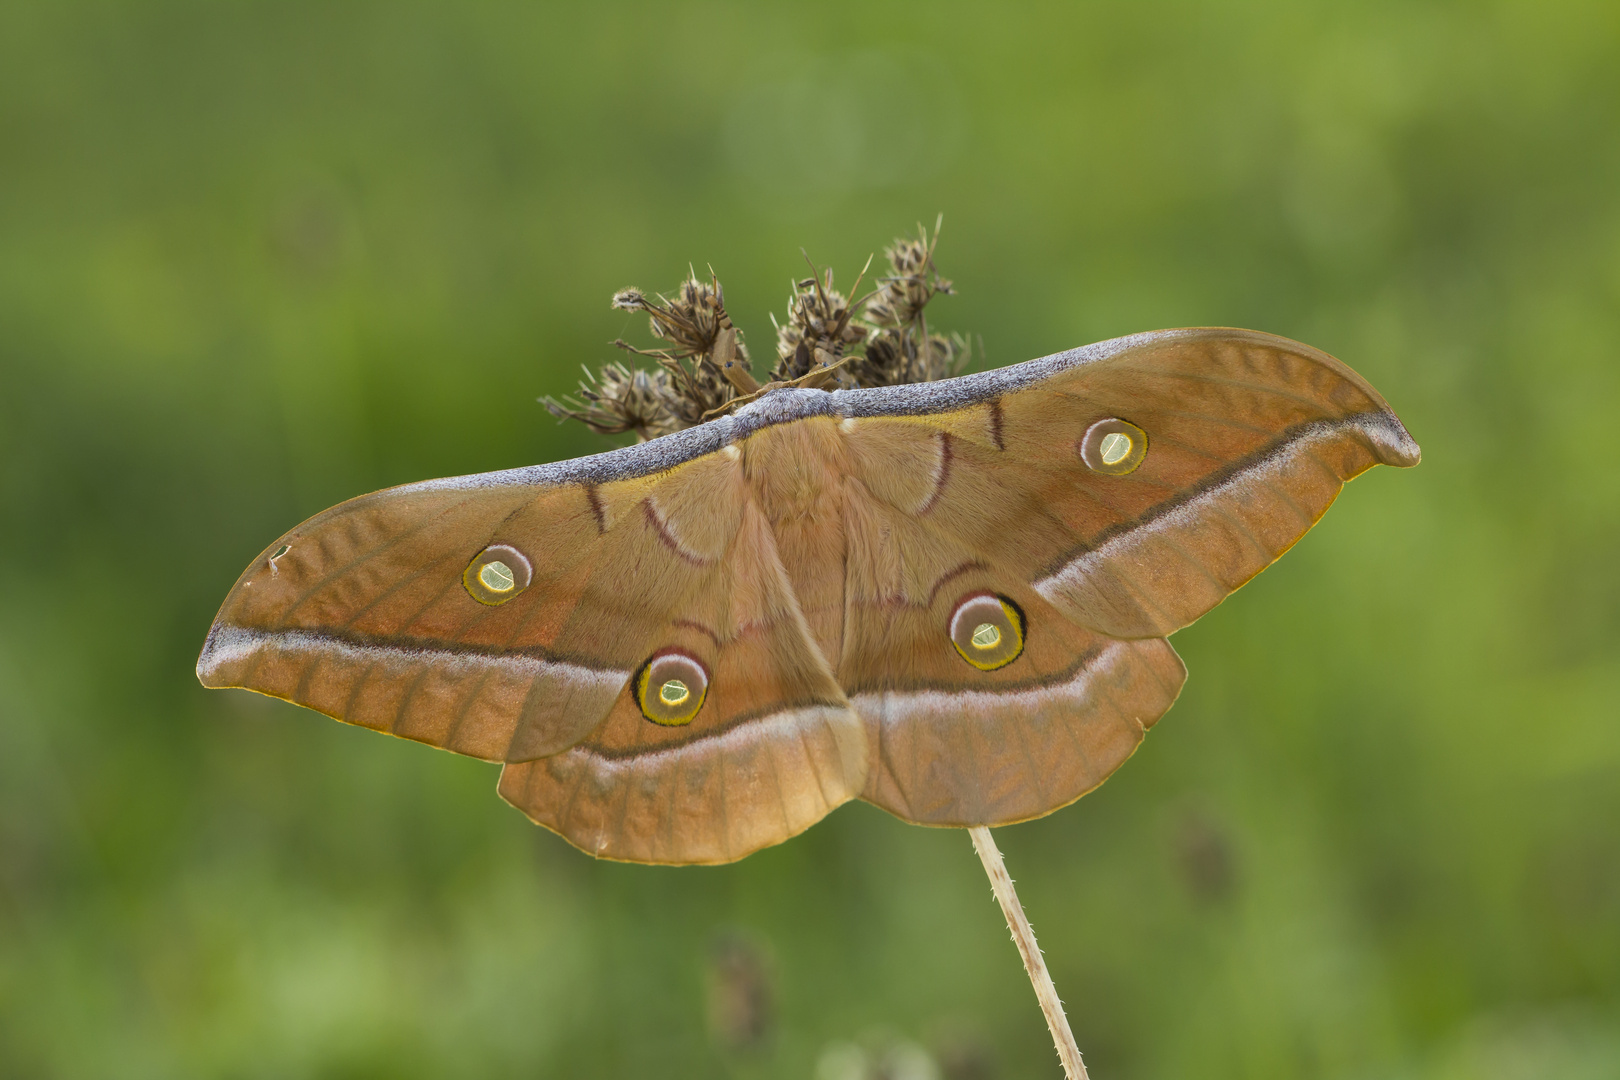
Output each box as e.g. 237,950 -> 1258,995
611,274 -> 753,421
545,273 -> 757,439
845,218 -> 964,386
864,223 -> 953,330
850,326 -> 971,387
548,219 -> 972,441
542,361 -> 684,441
770,268 -> 868,383
613,277 -> 734,363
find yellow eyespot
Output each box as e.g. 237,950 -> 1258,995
637,651 -> 709,726
1080,418 -> 1148,475
463,544 -> 533,605
950,593 -> 1025,671
478,560 -> 516,593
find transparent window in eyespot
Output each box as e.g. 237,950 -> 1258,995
1099,432 -> 1132,465
479,560 -> 516,593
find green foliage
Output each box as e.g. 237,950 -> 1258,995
2,0 -> 1618,1076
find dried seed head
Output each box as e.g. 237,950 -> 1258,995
770,269 -> 867,383
550,220 -> 971,441
613,277 -> 739,363
607,273 -> 756,425
542,361 -> 684,442
611,288 -> 648,311
846,326 -> 970,387
863,223 -> 953,330
844,219 -> 962,386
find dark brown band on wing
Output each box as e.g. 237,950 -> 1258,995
584,484 -> 607,534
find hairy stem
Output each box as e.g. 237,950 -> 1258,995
969,825 -> 1089,1080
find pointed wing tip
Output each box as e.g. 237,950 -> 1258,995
1385,423 -> 1423,469
196,623 -> 222,687
1363,410 -> 1422,469
195,619 -> 242,689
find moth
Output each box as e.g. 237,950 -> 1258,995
197,328 -> 1419,865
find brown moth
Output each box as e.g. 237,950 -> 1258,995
197,328 -> 1420,865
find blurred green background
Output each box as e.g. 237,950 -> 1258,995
2,1 -> 1618,1077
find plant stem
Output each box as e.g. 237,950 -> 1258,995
969,825 -> 1089,1080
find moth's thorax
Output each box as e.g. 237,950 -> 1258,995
737,416 -> 851,663
739,415 -> 849,523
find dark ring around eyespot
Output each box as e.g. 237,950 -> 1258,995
1079,417 -> 1149,476
636,648 -> 710,726
949,591 -> 1026,671
462,543 -> 534,605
